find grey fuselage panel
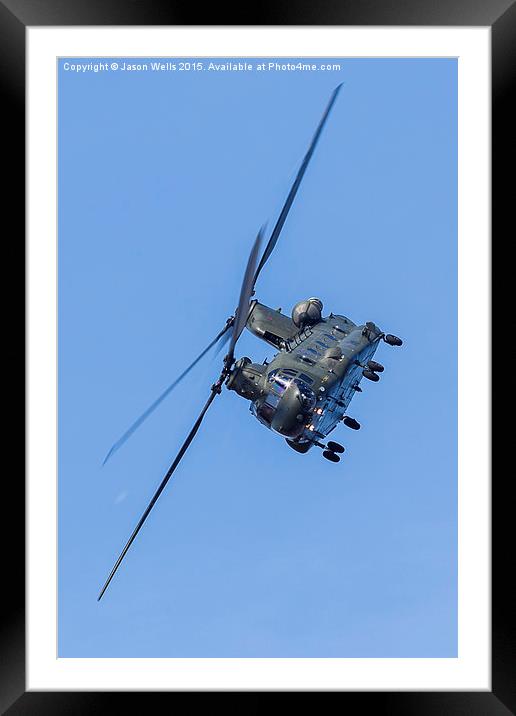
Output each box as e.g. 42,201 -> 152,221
263,314 -> 381,444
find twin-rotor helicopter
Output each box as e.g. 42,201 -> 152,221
98,83 -> 402,600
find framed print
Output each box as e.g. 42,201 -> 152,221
4,0 -> 510,710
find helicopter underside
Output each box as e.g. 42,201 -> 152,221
292,335 -> 380,450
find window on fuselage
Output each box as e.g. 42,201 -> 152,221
268,370 -> 294,395
258,402 -> 275,424
298,373 -> 314,385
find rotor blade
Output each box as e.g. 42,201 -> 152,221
253,83 -> 343,287
226,226 -> 264,361
214,322 -> 232,357
98,386 -> 219,601
102,322 -> 232,466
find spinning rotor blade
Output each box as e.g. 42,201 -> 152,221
98,230 -> 265,600
226,226 -> 264,362
102,322 -> 232,466
98,387 -> 219,601
253,83 -> 343,287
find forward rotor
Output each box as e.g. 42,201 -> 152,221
97,229 -> 263,600
102,85 -> 342,466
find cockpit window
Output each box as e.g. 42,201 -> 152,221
298,373 -> 314,385
268,370 -> 295,395
256,402 -> 275,425
252,372 -> 316,429
293,378 -> 316,411
265,392 -> 281,409
272,377 -> 289,394
252,389 -> 281,425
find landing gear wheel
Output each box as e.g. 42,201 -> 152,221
323,450 -> 340,463
367,360 -> 384,372
362,369 -> 380,382
343,416 -> 361,430
384,334 -> 403,346
326,441 -> 345,453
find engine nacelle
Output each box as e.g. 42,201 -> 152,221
226,357 -> 267,401
291,297 -> 323,328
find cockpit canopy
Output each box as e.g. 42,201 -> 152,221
251,369 -> 316,438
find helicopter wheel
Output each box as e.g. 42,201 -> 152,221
367,360 -> 384,373
362,369 -> 380,382
384,334 -> 403,346
342,417 -> 360,430
326,441 -> 345,453
323,450 -> 340,463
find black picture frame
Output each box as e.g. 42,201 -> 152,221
5,0 -> 508,711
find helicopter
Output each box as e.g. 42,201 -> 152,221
98,83 -> 402,600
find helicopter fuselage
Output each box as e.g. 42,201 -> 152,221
226,300 -> 384,452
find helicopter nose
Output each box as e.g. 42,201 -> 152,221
270,385 -> 308,438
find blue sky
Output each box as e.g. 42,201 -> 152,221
58,57 -> 457,657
